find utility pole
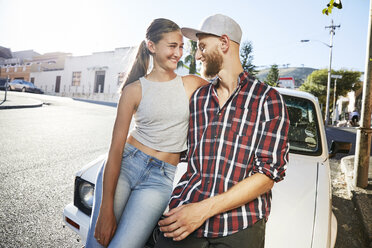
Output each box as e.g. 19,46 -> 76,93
324,20 -> 340,125
354,0 -> 372,188
331,74 -> 342,125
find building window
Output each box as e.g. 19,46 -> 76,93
72,71 -> 81,86
117,72 -> 125,85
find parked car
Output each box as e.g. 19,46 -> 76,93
63,88 -> 351,248
8,80 -> 44,94
0,78 -> 8,90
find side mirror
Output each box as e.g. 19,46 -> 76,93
329,140 -> 352,158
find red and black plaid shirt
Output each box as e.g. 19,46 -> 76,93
169,71 -> 290,238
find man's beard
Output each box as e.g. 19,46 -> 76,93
201,50 -> 223,79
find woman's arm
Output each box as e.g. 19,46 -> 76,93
94,81 -> 141,246
182,75 -> 209,100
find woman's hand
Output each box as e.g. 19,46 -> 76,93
94,207 -> 117,246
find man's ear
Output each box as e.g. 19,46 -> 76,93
219,35 -> 230,53
147,40 -> 156,54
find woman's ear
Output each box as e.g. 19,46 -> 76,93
219,35 -> 230,53
147,40 -> 156,54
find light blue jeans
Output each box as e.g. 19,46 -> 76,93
86,143 -> 177,248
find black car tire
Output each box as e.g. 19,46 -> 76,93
21,87 -> 26,92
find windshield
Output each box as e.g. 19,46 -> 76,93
283,95 -> 322,156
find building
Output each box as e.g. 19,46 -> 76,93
0,46 -> 12,65
31,47 -> 137,102
334,86 -> 363,126
28,52 -> 71,93
278,77 -> 295,89
0,46 -> 12,80
0,50 -> 40,81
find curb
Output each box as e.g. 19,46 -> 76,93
0,102 -> 43,109
340,156 -> 372,246
0,92 -> 44,109
352,192 -> 372,248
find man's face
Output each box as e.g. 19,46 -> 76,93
196,35 -> 223,79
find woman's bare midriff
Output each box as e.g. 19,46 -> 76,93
126,136 -> 180,166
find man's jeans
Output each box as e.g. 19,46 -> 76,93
86,143 -> 176,248
155,219 -> 266,248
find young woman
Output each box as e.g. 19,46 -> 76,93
85,18 -> 207,248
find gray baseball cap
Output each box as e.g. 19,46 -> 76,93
181,14 -> 242,44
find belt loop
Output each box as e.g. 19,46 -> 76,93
131,149 -> 138,158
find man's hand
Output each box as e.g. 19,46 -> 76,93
158,202 -> 210,241
158,174 -> 274,242
94,208 -> 117,246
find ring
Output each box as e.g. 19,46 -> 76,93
97,238 -> 101,241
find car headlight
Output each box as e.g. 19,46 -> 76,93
74,177 -> 95,216
79,181 -> 94,208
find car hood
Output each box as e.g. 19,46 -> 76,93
76,154 -> 188,189
77,153 -> 325,247
75,154 -> 107,183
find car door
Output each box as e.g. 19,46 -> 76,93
14,80 -> 23,90
265,92 -> 329,247
265,154 -> 321,247
26,82 -> 35,92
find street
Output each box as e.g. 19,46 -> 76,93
0,94 -> 369,247
0,95 -> 116,247
326,126 -> 370,248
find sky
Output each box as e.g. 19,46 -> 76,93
0,0 -> 369,72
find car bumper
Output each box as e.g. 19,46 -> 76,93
63,202 -> 90,242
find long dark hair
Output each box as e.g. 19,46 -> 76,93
121,18 -> 180,91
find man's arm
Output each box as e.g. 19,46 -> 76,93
158,173 -> 274,241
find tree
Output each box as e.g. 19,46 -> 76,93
185,40 -> 197,74
265,64 -> 279,86
322,0 -> 342,15
177,40 -> 198,75
240,41 -> 256,75
299,69 -> 362,113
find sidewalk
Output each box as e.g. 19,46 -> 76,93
340,155 -> 372,247
0,91 -> 43,109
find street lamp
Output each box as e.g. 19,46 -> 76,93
301,20 -> 340,125
301,38 -> 333,125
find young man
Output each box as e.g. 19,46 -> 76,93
156,14 -> 289,248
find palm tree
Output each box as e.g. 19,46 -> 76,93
184,40 -> 197,74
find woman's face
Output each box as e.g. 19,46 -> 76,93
150,30 -> 184,71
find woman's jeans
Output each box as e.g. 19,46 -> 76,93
85,143 -> 177,248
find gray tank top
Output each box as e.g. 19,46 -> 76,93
130,75 -> 189,152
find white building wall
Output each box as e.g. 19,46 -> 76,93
61,47 -> 136,102
175,65 -> 189,76
30,70 -> 63,94
28,47 -> 201,103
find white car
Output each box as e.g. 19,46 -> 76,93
63,88 -> 350,247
